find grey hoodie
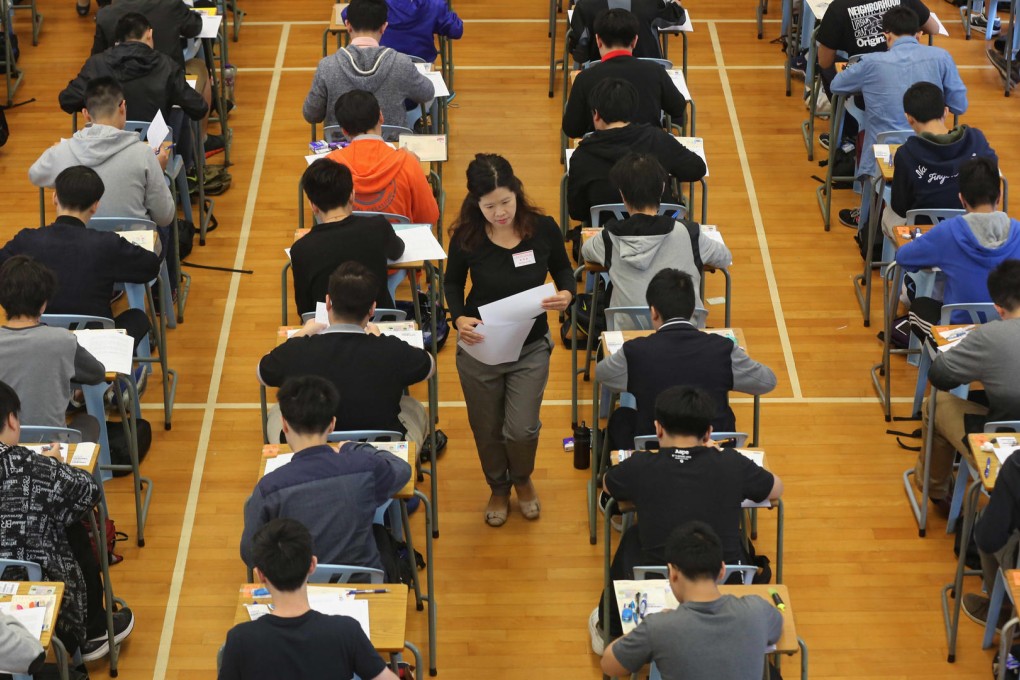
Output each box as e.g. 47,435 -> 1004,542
303,44 -> 434,132
580,214 -> 732,310
28,124 -> 175,227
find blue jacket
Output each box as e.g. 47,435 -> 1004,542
344,0 -> 463,63
896,214 -> 1020,320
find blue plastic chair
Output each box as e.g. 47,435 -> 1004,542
309,563 -> 385,584
18,426 -> 83,444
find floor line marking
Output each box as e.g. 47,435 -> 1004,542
152,24 -> 291,680
709,22 -> 802,399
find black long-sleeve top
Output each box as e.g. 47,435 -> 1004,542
444,215 -> 575,346
976,451 -> 1020,555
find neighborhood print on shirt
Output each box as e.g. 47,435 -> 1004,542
849,0 -> 900,48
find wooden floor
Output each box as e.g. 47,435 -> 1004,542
2,0 -> 1019,676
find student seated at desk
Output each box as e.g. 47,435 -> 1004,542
829,6 -> 967,232
0,166 -> 161,350
259,262 -> 433,450
303,0 -> 434,133
0,256 -> 105,442
898,157 -> 1020,331
59,13 -> 210,162
596,269 -> 777,450
222,518 -> 399,680
579,153 -> 727,311
882,82 -> 996,238
0,380 -> 134,664
92,0 -> 202,69
567,78 -> 705,224
602,522 -> 783,680
324,90 -> 440,227
0,609 -> 45,675
293,159 -> 405,316
342,0 -> 463,64
31,77 -> 175,231
969,437 -> 1020,628
241,376 -> 413,581
913,260 -> 1020,517
590,387 -> 782,652
568,0 -> 685,66
562,8 -> 686,139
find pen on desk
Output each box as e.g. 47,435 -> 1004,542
768,588 -> 786,610
986,457 -> 992,477
348,589 -> 389,594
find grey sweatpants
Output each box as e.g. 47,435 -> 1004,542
456,334 -> 553,495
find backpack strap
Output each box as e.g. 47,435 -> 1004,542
678,218 -> 703,272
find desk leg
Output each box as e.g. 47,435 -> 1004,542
570,266 -> 584,428
852,176 -> 884,327
90,492 -> 121,676
402,641 -> 424,680
414,490 -> 437,676
601,498 -> 616,660
589,372 -> 600,545
776,498 -> 784,584
51,635 -> 70,680
942,478 -> 982,662
400,499 -> 424,608
425,264 -> 440,538
547,0 -> 558,96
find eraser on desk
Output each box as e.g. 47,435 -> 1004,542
563,437 -> 574,452
309,140 -> 329,154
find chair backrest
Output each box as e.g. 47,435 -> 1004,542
326,430 -> 403,443
605,307 -> 652,332
633,563 -> 757,584
322,125 -> 346,144
300,309 -> 408,323
353,210 -> 411,225
18,426 -> 84,444
124,120 -> 172,145
589,203 -> 686,228
985,421 -> 1020,433
639,57 -> 673,69
323,124 -> 417,144
88,216 -> 158,233
875,129 -> 914,145
41,314 -> 115,331
0,558 -> 43,582
939,302 -> 1000,325
309,563 -> 385,584
905,208 -> 964,226
634,431 -> 749,450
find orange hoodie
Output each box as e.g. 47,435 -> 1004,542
326,138 -> 440,227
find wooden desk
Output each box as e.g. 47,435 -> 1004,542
612,580 -> 798,653
893,223 -> 932,249
967,433 -> 1019,493
329,3 -> 349,32
232,582 -> 407,652
601,328 -> 747,355
0,581 -> 65,649
877,143 -> 900,182
259,443 -> 416,499
19,442 -> 100,474
932,324 -> 974,348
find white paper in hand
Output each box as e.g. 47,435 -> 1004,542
458,319 -> 536,365
147,110 -> 170,152
602,331 -> 624,355
73,329 -> 134,375
198,13 -> 223,38
315,301 -> 329,326
478,283 -> 555,324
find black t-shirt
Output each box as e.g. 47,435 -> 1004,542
605,446 -> 775,563
444,216 -> 575,347
816,0 -> 931,56
259,330 -> 432,433
218,610 -> 386,680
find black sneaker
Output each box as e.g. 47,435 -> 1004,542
970,12 -> 1001,34
986,48 -> 1018,87
819,132 -> 830,150
81,608 -> 135,662
839,208 -> 860,229
790,54 -> 808,77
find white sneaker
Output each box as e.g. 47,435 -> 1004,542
815,91 -> 831,116
589,607 -> 605,655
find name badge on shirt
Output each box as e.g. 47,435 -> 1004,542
512,250 -> 537,267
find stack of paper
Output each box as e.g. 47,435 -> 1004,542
117,230 -> 156,252
458,284 -> 554,365
374,441 -> 409,455
307,589 -> 371,637
675,137 -> 708,176
381,329 -> 425,349
390,224 -> 447,262
873,144 -> 892,167
70,442 -> 97,466
334,3 -> 348,25
0,604 -> 46,639
602,331 -> 625,355
667,70 -> 692,101
398,134 -> 448,162
198,13 -> 223,38
263,453 -> 295,476
73,329 -> 133,375
412,65 -> 450,97
375,321 -> 416,332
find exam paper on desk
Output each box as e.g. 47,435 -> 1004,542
0,604 -> 46,640
390,225 -> 447,263
675,137 -> 708,176
458,319 -> 537,366
306,589 -> 371,638
72,329 -> 133,375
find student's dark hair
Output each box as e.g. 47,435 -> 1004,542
645,268 -> 696,321
277,375 -> 338,436
593,8 -> 640,49
84,76 -> 124,119
959,156 -> 1001,207
611,153 -> 667,211
0,380 -> 20,430
252,518 -> 314,592
902,81 -> 945,123
115,12 -> 151,42
346,0 -> 388,32
54,165 -> 104,212
334,89 -> 381,136
449,154 -> 541,251
0,256 -> 57,319
881,6 -> 919,35
590,78 -> 638,124
303,159 -> 354,213
327,260 -> 379,321
654,385 -> 716,439
988,259 -> 1020,312
665,521 -> 724,581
